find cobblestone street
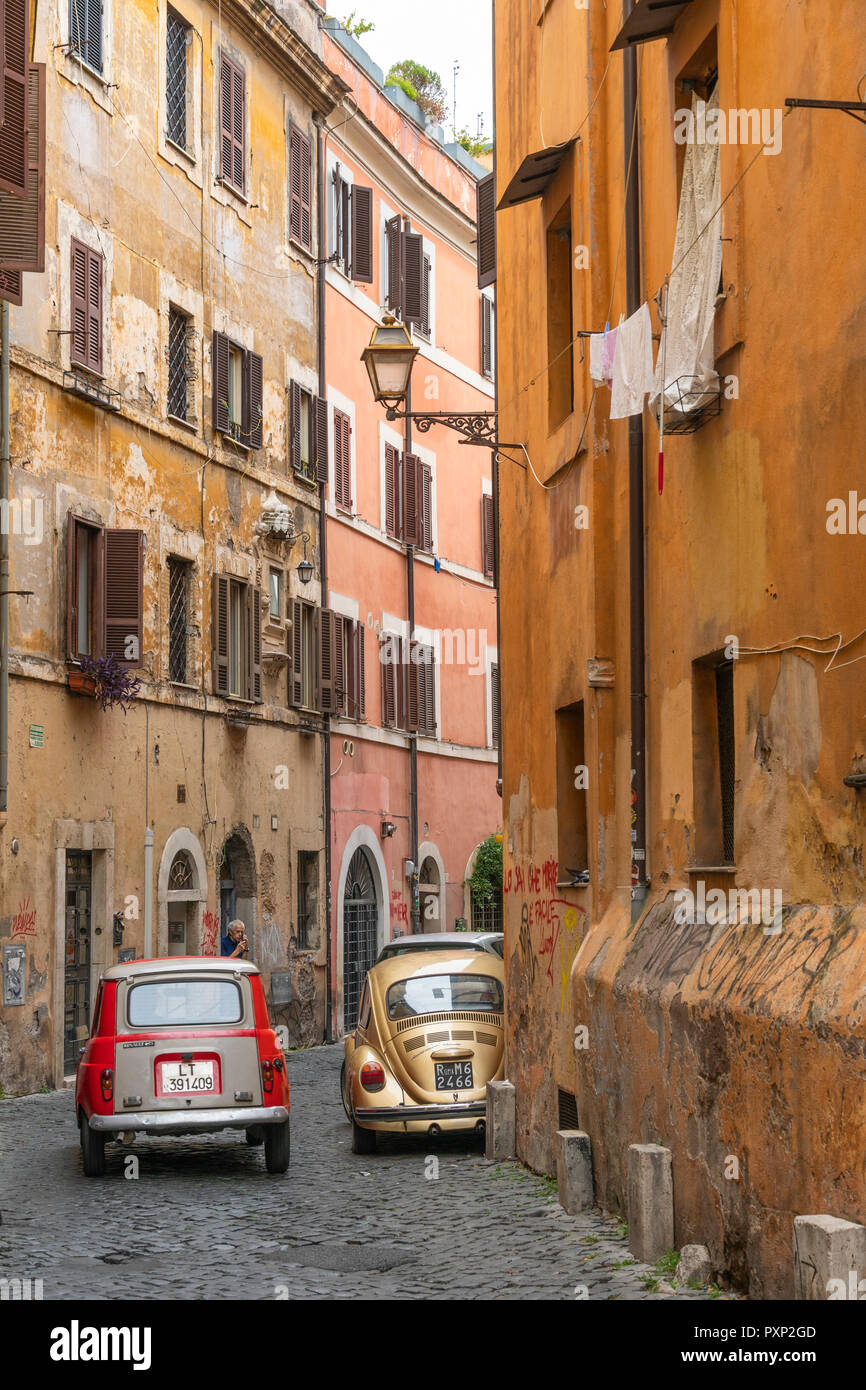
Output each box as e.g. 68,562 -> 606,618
0,1044 -> 717,1301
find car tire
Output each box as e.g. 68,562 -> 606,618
351,1117 -> 376,1154
339,1060 -> 352,1120
245,1128 -> 264,1146
80,1114 -> 106,1177
264,1119 -> 290,1174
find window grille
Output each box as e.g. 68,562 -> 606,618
166,11 -> 189,150
168,556 -> 191,683
168,307 -> 190,421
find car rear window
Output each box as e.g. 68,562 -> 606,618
386,973 -> 503,1020
128,979 -> 243,1028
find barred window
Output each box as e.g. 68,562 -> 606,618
69,0 -> 103,76
297,851 -> 318,950
168,556 -> 192,684
168,307 -> 190,422
166,10 -> 190,151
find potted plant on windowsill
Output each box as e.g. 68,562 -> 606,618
72,655 -> 142,712
67,667 -> 99,698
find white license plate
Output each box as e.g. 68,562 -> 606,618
159,1060 -> 216,1094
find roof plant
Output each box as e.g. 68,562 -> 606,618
385,61 -> 448,126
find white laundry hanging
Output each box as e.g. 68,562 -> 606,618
610,303 -> 655,419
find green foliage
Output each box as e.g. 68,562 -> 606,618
455,127 -> 488,159
467,834 -> 503,906
334,11 -> 375,37
386,60 -> 448,126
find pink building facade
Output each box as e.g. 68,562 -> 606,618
319,21 -> 500,1035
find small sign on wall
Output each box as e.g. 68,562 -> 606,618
3,944 -> 26,1005
270,972 -> 292,1006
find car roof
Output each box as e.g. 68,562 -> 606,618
101,956 -> 261,981
383,932 -> 499,948
369,948 -> 504,988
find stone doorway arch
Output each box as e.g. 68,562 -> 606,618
219,828 -> 257,957
157,829 -> 208,956
417,839 -> 446,932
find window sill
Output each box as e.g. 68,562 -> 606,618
166,136 -> 196,165
288,234 -> 315,261
215,175 -> 248,203
335,503 -> 354,517
292,468 -> 319,489
168,412 -> 198,433
686,864 -> 738,874
69,52 -> 107,85
169,681 -> 198,692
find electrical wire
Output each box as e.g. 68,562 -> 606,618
737,628 -> 866,675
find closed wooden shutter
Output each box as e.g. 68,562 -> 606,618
289,597 -> 303,707
420,463 -> 432,552
299,129 -> 311,250
289,379 -> 301,472
0,0 -> 28,198
402,452 -> 420,547
482,493 -> 495,578
211,574 -> 230,694
406,639 -> 420,733
71,0 -> 103,74
420,647 -> 436,737
0,64 -> 45,273
212,331 -> 230,432
70,239 -> 102,372
332,611 -> 345,716
220,51 -> 244,193
491,661 -> 500,748
0,268 -> 21,304
357,621 -> 366,720
289,126 -> 303,243
334,409 -> 351,509
481,294 -> 493,377
385,443 -> 400,538
403,232 -> 423,325
85,244 -> 102,371
380,633 -> 396,728
315,395 -> 329,483
417,254 -> 430,336
351,185 -> 373,283
476,171 -> 496,289
245,349 -> 263,449
247,586 -> 262,701
104,529 -> 144,665
319,606 -> 335,713
385,214 -> 401,315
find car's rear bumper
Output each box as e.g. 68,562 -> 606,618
88,1106 -> 288,1136
354,1101 -> 486,1123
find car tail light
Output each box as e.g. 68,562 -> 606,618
262,1058 -> 274,1093
360,1061 -> 386,1092
100,1068 -> 114,1103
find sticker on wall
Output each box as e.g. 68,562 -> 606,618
29,725 -> 44,747
2,943 -> 26,1006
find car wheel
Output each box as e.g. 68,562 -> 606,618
340,1060 -> 352,1120
245,1128 -> 264,1146
351,1117 -> 376,1154
264,1119 -> 290,1174
80,1114 -> 106,1177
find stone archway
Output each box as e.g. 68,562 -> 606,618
219,827 -> 258,958
335,825 -> 388,1037
157,828 -> 208,956
417,839 -> 446,932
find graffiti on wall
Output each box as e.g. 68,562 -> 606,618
11,897 -> 37,938
506,857 -> 587,1010
390,890 -> 408,935
201,911 -> 219,957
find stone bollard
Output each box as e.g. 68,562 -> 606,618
556,1130 -> 594,1214
485,1080 -> 516,1160
794,1215 -> 866,1300
627,1143 -> 674,1263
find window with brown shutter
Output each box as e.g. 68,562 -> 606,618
419,462 -> 433,553
70,239 -> 102,374
380,631 -> 397,729
66,514 -> 144,667
219,50 -> 245,195
319,607 -> 336,714
289,124 -> 312,250
408,641 -> 436,737
247,586 -> 262,701
69,0 -> 103,76
334,408 -> 352,510
476,171 -> 496,289
0,0 -> 28,197
481,293 -> 494,379
482,492 -> 495,578
66,515 -> 103,662
384,444 -> 400,538
385,214 -> 402,315
0,63 -> 45,275
245,349 -> 263,449
350,185 -> 374,283
402,232 -> 423,326
355,621 -> 366,721
289,380 -> 322,482
314,395 -> 328,483
402,452 -> 420,547
104,529 -> 144,665
211,574 -> 229,694
211,573 -> 260,699
212,332 -> 262,449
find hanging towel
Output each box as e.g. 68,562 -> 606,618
601,325 -> 619,384
610,303 -> 654,419
589,333 -> 606,385
650,87 -> 723,422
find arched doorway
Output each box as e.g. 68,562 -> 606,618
219,829 -> 257,956
419,855 -> 441,932
343,846 -> 378,1033
157,828 -> 208,956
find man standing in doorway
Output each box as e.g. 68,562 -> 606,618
220,919 -> 249,959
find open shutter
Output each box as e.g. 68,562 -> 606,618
380,633 -> 396,728
219,52 -> 233,185
104,529 -> 144,665
0,0 -> 29,199
420,463 -> 432,552
319,606 -> 335,713
402,452 -> 420,547
85,0 -> 103,74
66,516 -> 79,660
357,622 -> 366,720
289,379 -> 301,472
491,661 -> 500,748
289,597 -> 303,707
289,126 -> 302,243
403,232 -> 423,325
247,587 -> 262,701
231,60 -> 245,193
476,171 -> 496,289
406,639 -> 420,733
386,214 -> 402,315
212,331 -> 230,433
419,647 -> 435,737
0,63 -> 45,272
419,255 -> 430,335
70,239 -> 88,367
212,575 -> 230,694
299,130 -> 311,250
482,493 -> 495,578
86,246 -> 102,372
315,396 -> 329,484
481,294 -> 493,376
351,185 -> 374,283
246,349 -> 263,449
384,443 -> 400,538
332,611 -> 345,716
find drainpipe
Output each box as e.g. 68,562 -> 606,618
143,701 -> 153,955
623,2 -> 648,919
0,301 -> 9,824
403,219 -> 420,935
315,112 -> 333,1040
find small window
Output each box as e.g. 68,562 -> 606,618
69,517 -> 99,659
481,293 -> 495,380
227,343 -> 243,435
692,654 -> 735,864
289,598 -> 318,711
296,851 -> 318,950
290,381 -> 326,482
166,10 -> 190,151
268,566 -> 284,623
69,0 -> 103,76
168,556 -> 192,683
212,332 -> 263,449
358,979 -> 372,1030
481,492 -> 495,578
546,200 -> 574,429
167,306 -> 191,422
211,575 -> 262,701
555,701 -> 588,876
66,515 -> 145,666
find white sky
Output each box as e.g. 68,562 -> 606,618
334,1 -> 493,142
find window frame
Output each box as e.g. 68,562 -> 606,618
165,7 -> 191,153
69,0 -> 104,79
70,237 -> 103,375
218,47 -> 246,197
296,850 -> 318,950
167,304 -> 192,424
167,554 -> 193,685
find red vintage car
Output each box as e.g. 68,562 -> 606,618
74,957 -> 290,1176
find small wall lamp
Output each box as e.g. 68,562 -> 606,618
381,819 -> 396,839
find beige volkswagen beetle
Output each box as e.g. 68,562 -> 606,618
341,948 -> 505,1153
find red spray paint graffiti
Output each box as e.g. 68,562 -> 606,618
201,910 -> 219,957
507,858 -> 587,1009
11,897 -> 37,938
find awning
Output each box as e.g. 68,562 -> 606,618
497,140 -> 574,211
610,0 -> 695,52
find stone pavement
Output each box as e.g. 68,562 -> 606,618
0,1044 -> 718,1300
